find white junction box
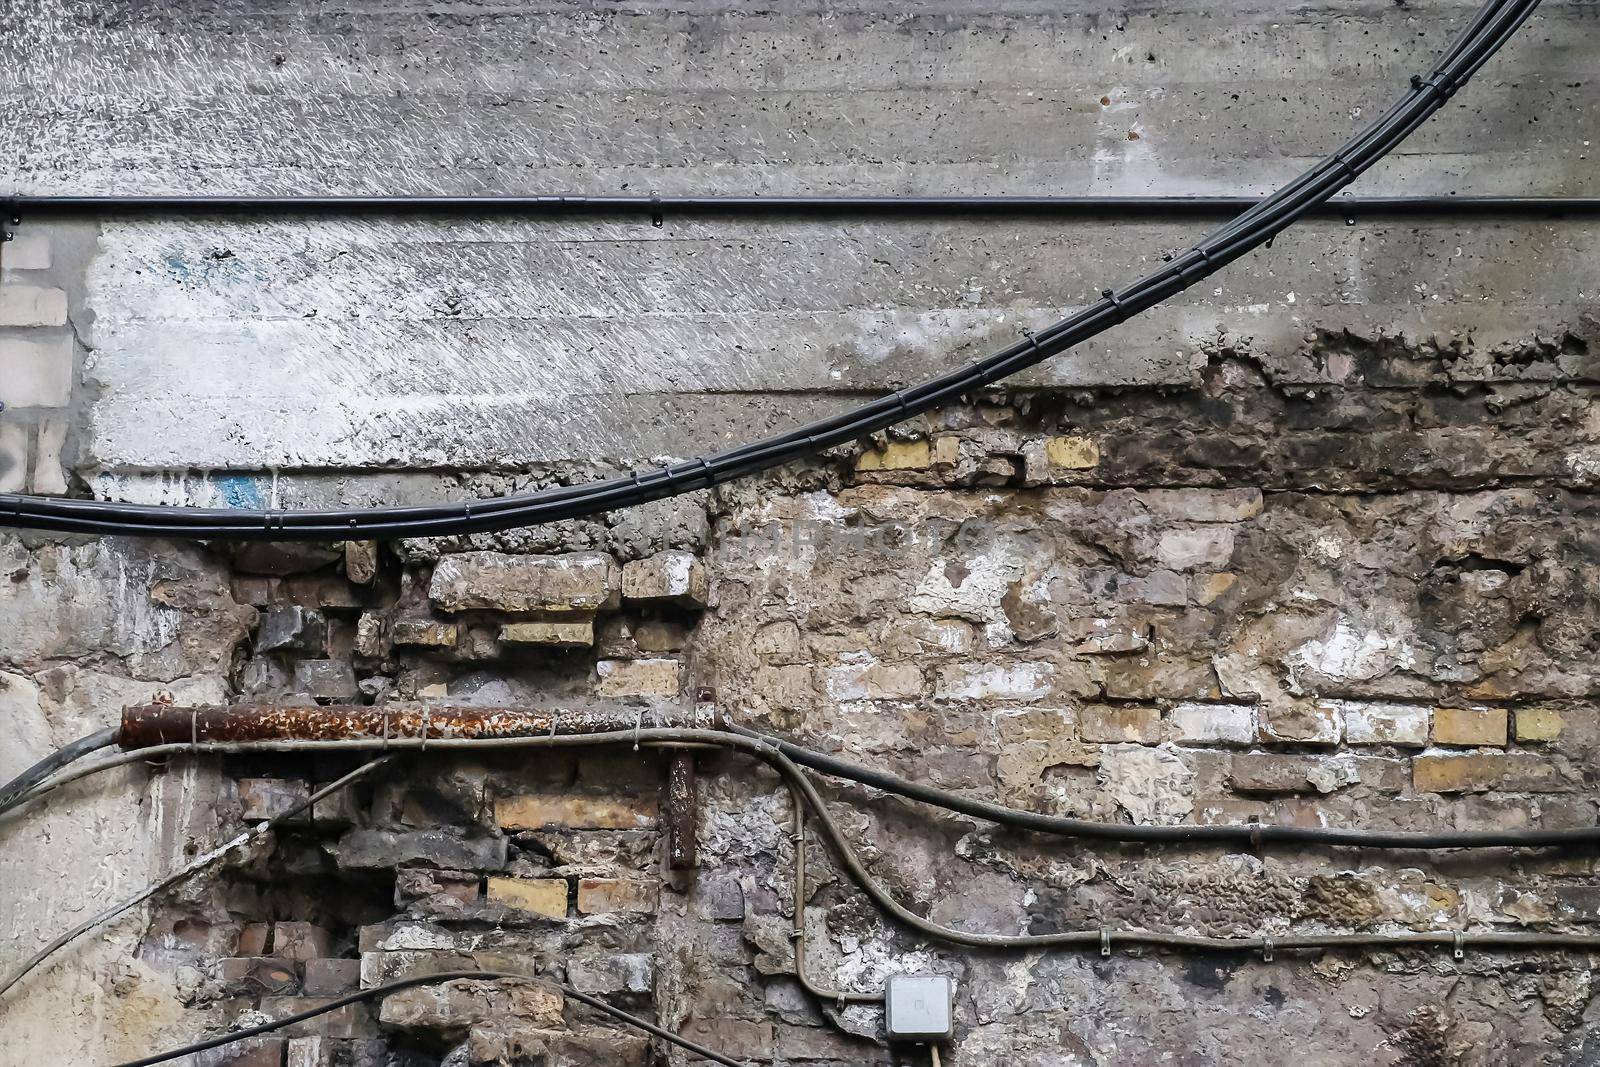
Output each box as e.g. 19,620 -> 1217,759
885,974 -> 955,1041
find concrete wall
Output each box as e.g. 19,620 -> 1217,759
2,2 -> 1599,1065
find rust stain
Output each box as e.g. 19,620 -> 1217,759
119,702 -> 725,749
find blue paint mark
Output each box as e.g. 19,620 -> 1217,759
216,475 -> 264,510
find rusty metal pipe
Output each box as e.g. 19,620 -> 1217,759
118,703 -> 725,750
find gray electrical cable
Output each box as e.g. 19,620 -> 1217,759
0,756 -> 391,1002
109,970 -> 750,1067
9,729 -> 1599,963
0,727 -> 119,812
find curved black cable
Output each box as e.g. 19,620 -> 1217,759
0,727 -> 119,813
107,971 -> 749,1067
0,0 -> 1541,541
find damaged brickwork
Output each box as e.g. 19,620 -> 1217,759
4,2 -> 1600,1064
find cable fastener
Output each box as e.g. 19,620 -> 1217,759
1261,937 -> 1274,963
1454,931 -> 1466,960
1101,927 -> 1112,957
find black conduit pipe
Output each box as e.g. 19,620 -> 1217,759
0,0 -> 1546,540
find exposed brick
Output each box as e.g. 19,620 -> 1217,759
1433,706 -> 1508,747
286,1035 -> 331,1067
217,956 -> 299,996
486,876 -> 569,918
302,957 -> 361,996
33,415 -> 69,495
856,439 -> 931,471
679,1019 -> 775,1061
194,1037 -> 285,1067
496,792 -> 658,831
1078,704 -> 1161,743
0,284 -> 67,326
468,1027 -> 650,1067
360,949 -> 482,987
236,923 -> 272,956
332,829 -> 508,872
500,619 -> 595,647
566,952 -> 654,995
1414,753 -> 1568,793
237,778 -> 312,823
1515,706 -> 1564,743
429,551 -> 618,614
379,978 -> 564,1033
577,878 -> 659,915
621,550 -> 710,608
271,921 -> 334,962
292,659 -> 358,702
594,657 -> 681,699
258,997 -> 370,1039
1170,703 -> 1256,745
0,335 -> 72,407
1334,701 -> 1429,747
395,867 -> 481,907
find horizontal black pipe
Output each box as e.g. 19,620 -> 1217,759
8,193 -> 1600,220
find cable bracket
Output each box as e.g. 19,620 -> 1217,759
1261,937 -> 1274,963
1453,931 -> 1466,960
1411,72 -> 1457,103
1101,927 -> 1112,957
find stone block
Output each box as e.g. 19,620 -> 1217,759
934,660 -> 1053,702
379,978 -> 564,1034
217,956 -> 299,996
360,949 -> 480,987
500,619 -> 595,647
678,1019 -> 775,1061
0,422 -> 26,493
0,284 -> 67,326
1078,704 -> 1161,744
293,659 -> 358,702
1230,754 -> 1356,795
236,923 -> 272,956
1414,753 -> 1567,793
1170,703 -> 1256,745
390,617 -> 460,648
332,829 -> 507,872
822,659 -> 925,701
856,440 -> 931,471
302,957 -> 361,996
272,921 -> 334,962
594,657 -> 680,699
565,952 -> 654,995
1022,435 -> 1101,481
576,878 -> 659,915
344,541 -> 379,584
32,418 -> 68,496
354,612 -> 387,658
256,605 -> 326,654
0,335 -> 72,407
238,778 -> 313,823
1334,701 -> 1429,747
1515,707 -> 1564,743
286,1036 -> 331,1067
1261,702 -> 1341,745
487,876 -> 569,918
621,550 -> 709,608
429,551 -> 618,614
497,791 -> 658,831
1153,527 -> 1236,572
467,1027 -> 650,1067
1433,706 -> 1508,747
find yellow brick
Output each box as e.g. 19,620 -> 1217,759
487,877 -> 569,918
931,436 -> 961,465
855,440 -> 931,471
1044,436 -> 1100,469
496,792 -> 658,831
1515,707 -> 1563,743
1432,706 -> 1507,747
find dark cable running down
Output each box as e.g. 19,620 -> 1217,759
0,0 -> 1544,540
